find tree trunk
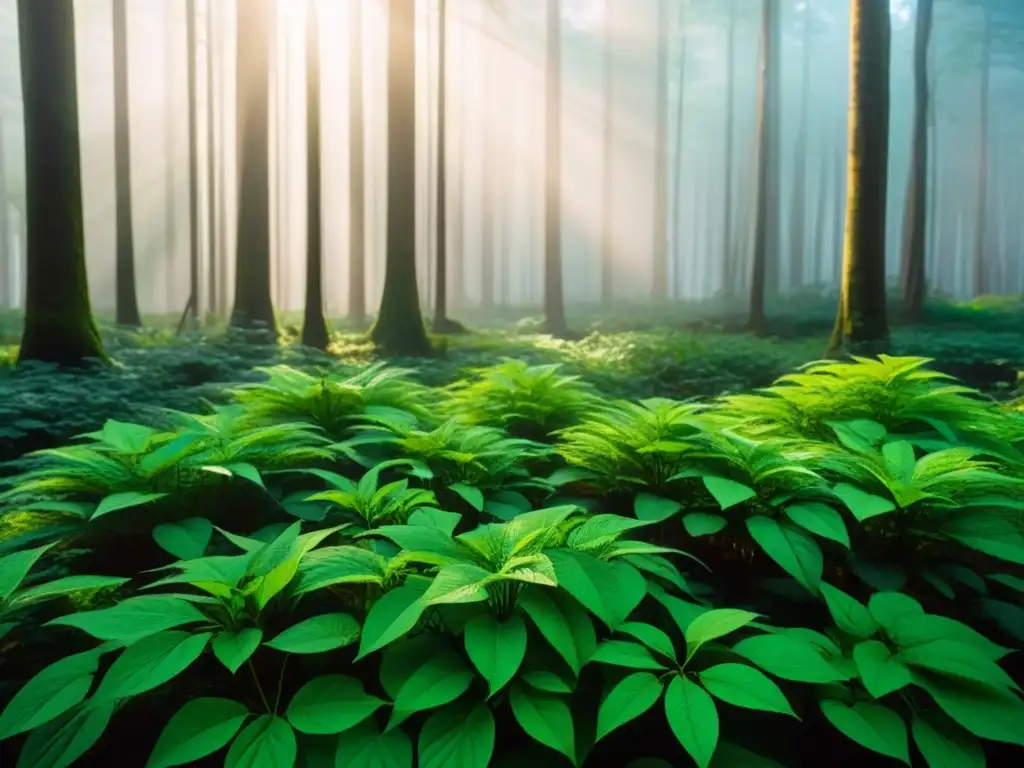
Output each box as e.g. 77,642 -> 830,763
230,0 -> 276,333
16,0 -> 106,365
827,0 -> 891,356
651,0 -> 669,300
972,8 -> 991,298
899,0 -> 933,322
0,119 -> 10,309
669,3 -> 688,300
370,0 -> 432,355
747,0 -> 775,334
348,0 -> 367,326
811,148 -> 829,286
600,0 -> 614,306
764,0 -> 782,298
205,0 -> 218,315
543,0 -> 568,336
186,0 -> 199,323
788,2 -> 812,291
301,0 -> 328,350
480,1 -> 495,309
720,0 -> 736,297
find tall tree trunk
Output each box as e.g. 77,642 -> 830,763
0,119 -> 10,308
788,2 -> 812,291
16,0 -> 106,365
165,13 -> 177,316
747,0 -> 775,333
230,0 -> 276,333
720,0 -> 736,297
811,149 -> 829,286
216,0 -> 229,316
669,4 -> 687,299
112,0 -> 141,327
651,0 -> 669,300
600,0 -> 614,305
370,0 -> 432,354
972,8 -> 991,298
764,0 -> 782,298
205,0 -> 218,315
543,0 -> 568,336
899,0 -> 933,321
827,0 -> 891,356
831,119 -> 845,283
302,0 -> 328,350
926,58 -> 939,290
186,0 -> 199,322
480,1 -> 495,309
432,0 -> 461,332
348,0 -> 367,326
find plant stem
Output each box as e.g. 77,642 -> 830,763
248,659 -> 272,713
273,654 -> 290,714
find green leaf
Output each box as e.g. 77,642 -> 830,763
832,483 -> 896,522
0,543 -> 53,601
699,664 -> 796,717
590,640 -> 668,670
0,650 -> 100,740
940,514 -> 1024,565
333,720 -> 412,768
634,493 -> 682,522
152,518 -> 214,561
146,698 -> 249,768
422,563 -> 495,605
868,592 -> 924,632
464,613 -> 527,697
264,613 -> 360,655
882,441 -> 917,485
911,710 -> 986,768
9,575 -> 129,608
682,513 -> 728,538
92,491 -> 169,520
851,558 -> 907,591
46,595 -> 207,642
913,672 -> 1024,745
979,598 -> 1024,641
509,683 -> 575,763
15,701 -> 114,768
390,649 -> 474,727
617,622 -> 677,662
518,588 -> 596,674
745,516 -> 822,594
546,549 -> 647,628
355,580 -> 429,659
988,573 -> 1024,593
246,522 -> 301,580
213,629 -> 263,674
702,476 -> 757,510
885,615 -> 1011,661
223,462 -> 265,488
521,669 -> 575,694
664,675 -> 719,768
418,701 -> 496,768
93,631 -> 212,701
819,700 -> 909,764
450,483 -> 485,511
224,715 -> 296,768
684,609 -> 759,661
285,675 -> 385,735
596,672 -> 664,742
852,640 -> 912,699
819,582 -> 879,639
899,639 -> 1019,690
784,502 -> 850,548
731,634 -> 846,683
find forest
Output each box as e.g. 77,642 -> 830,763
1,0 -> 1023,766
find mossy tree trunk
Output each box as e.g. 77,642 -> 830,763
348,0 -> 367,327
370,0 -> 432,356
301,0 -> 328,350
600,0 -> 614,306
543,0 -> 569,337
112,0 -> 141,327
827,0 -> 891,357
900,0 -> 934,322
651,0 -> 669,301
230,0 -> 276,335
16,0 -> 106,366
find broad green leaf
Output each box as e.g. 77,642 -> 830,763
699,664 -> 796,717
46,595 -> 207,641
464,613 -> 528,697
93,631 -> 211,701
868,592 -> 924,632
941,514 -> 1024,565
885,615 -> 1011,661
146,698 -> 249,768
546,549 -> 647,628
911,710 -> 986,768
618,622 -> 677,662
518,588 -> 596,674
827,419 -> 887,452
390,650 -> 474,727
422,563 -> 495,605
784,502 -> 850,548
988,573 -> 1024,593
979,598 -> 1024,642
450,483 -> 485,512
152,518 -> 213,561
223,462 -> 265,488
246,522 -> 301,579
851,558 -> 907,591
913,672 -> 1024,745
852,640 -> 912,699
647,584 -> 711,632
93,492 -> 169,520
684,609 -> 760,661
703,476 -> 757,510
265,613 -> 360,654
745,516 -> 822,594
634,493 -> 682,522
9,575 -> 129,608
213,629 -> 263,674
731,634 -> 846,683
664,675 -> 719,768
596,672 -> 663,742
682,513 -> 728,538
293,546 -> 388,593
819,700 -> 909,764
521,669 -> 575,694
508,683 -> 575,763
819,582 -> 879,639
0,543 -> 53,601
899,639 -> 1019,690
408,507 -> 462,535
622,554 -> 696,596
15,701 -> 113,768
418,701 -> 496,768
707,742 -> 789,768
356,580 -> 429,659
882,441 -> 917,485
285,675 -> 385,735
333,720 -> 412,768
0,650 -> 100,740
224,715 -> 296,768
590,640 -> 668,671
832,483 -> 896,522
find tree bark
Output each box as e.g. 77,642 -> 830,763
827,0 -> 891,356
301,0 -> 328,350
972,8 -> 991,298
720,0 -> 737,297
348,0 -> 367,326
788,2 -> 812,291
16,0 -> 106,365
600,0 -> 614,306
186,0 -> 200,323
543,0 -> 568,336
669,3 -> 688,300
370,0 -> 432,355
205,0 -> 218,315
0,117 -> 8,309
651,0 -> 669,300
480,1 -> 495,309
747,0 -> 775,334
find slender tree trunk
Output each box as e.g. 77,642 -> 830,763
764,0 -> 782,298
370,0 -> 432,354
721,0 -> 737,297
186,0 -> 199,322
205,0 -> 218,315
543,0 -> 568,336
301,0 -> 328,350
480,2 -> 495,309
348,0 -> 367,325
831,120 -> 845,284
111,0 -> 142,327
899,0 -> 933,321
165,14 -> 177,317
0,117 -> 7,310
827,0 -> 891,356
788,2 -> 812,291
926,60 -> 939,291
669,4 -> 688,300
216,0 -> 228,317
972,8 -> 991,298
812,149 -> 829,286
600,0 -> 614,305
747,0 -> 775,333
651,0 -> 669,300
16,0 -> 106,365
230,0 -> 276,333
